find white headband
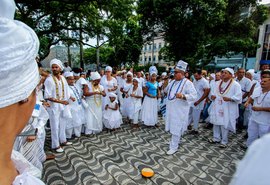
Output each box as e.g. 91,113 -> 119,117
0,0 -> 40,108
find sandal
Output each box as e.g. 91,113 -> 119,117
219,144 -> 227,148
208,138 -> 219,144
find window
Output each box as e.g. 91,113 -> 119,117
153,55 -> 156,62
144,45 -> 147,51
154,43 -> 156,50
261,24 -> 270,60
148,56 -> 151,62
159,43 -> 162,49
144,57 -> 147,62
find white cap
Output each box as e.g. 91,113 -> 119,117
73,72 -> 80,77
64,72 -> 73,78
127,71 -> 133,77
133,77 -> 140,82
105,66 -> 112,72
0,0 -> 40,108
108,92 -> 117,98
50,58 -> 64,71
91,72 -> 101,80
223,67 -> 234,76
161,72 -> 167,77
175,60 -> 188,72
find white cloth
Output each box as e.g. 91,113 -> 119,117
165,79 -> 197,136
250,87 -> 270,125
141,96 -> 158,126
128,85 -> 143,122
192,77 -> 210,110
209,80 -> 242,132
247,119 -> 270,146
103,100 -> 122,129
91,71 -> 101,80
175,60 -> 187,72
84,82 -> 104,134
235,77 -> 252,102
100,76 -> 118,110
213,125 -> 229,144
230,133 -> 270,185
105,66 -> 112,72
0,0 -> 39,108
223,67 -> 234,76
149,66 -> 158,76
64,71 -> 73,78
121,81 -> 133,118
50,58 -> 64,71
75,77 -> 87,97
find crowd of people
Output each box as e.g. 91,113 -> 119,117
1,0 -> 270,184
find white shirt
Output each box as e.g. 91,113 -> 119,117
192,77 -> 210,110
236,77 -> 252,102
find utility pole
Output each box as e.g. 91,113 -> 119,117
79,17 -> 84,69
96,34 -> 100,71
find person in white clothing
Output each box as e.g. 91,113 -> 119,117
44,59 -> 72,153
103,92 -> 122,130
64,72 -> 84,139
0,0 -> 45,183
235,68 -> 252,131
120,71 -> 133,120
100,66 -> 118,110
129,78 -> 144,128
244,70 -> 270,147
188,69 -> 210,134
208,68 -> 242,148
84,72 -> 106,135
165,60 -> 197,155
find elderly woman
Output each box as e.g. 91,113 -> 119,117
100,66 -> 118,110
84,72 -> 106,135
0,0 -> 45,184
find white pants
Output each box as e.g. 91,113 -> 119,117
247,119 -> 270,146
66,125 -> 82,139
49,111 -> 67,149
189,107 -> 201,130
213,125 -> 229,144
169,134 -> 181,151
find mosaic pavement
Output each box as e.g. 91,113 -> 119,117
42,118 -> 246,185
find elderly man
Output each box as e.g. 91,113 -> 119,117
165,60 -> 197,155
44,59 -> 72,153
209,68 -> 242,148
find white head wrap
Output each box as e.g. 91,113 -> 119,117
0,0 -> 40,108
210,73 -> 215,80
149,66 -> 158,76
73,72 -> 80,77
223,67 -> 234,76
133,78 -> 140,82
161,72 -> 167,77
50,58 -> 64,71
108,92 -> 118,103
247,69 -> 255,77
175,60 -> 188,72
64,72 -> 73,78
105,66 -> 112,72
91,72 -> 101,81
127,71 -> 133,77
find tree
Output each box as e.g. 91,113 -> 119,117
138,0 -> 268,67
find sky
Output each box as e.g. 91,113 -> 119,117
260,0 -> 270,4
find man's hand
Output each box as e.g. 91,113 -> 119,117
105,105 -> 108,110
223,97 -> 231,102
211,95 -> 216,100
61,100 -> 69,105
194,101 -> 200,106
176,93 -> 183,99
252,106 -> 262,111
70,97 -> 76,102
26,135 -> 37,142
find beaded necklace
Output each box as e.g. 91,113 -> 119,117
70,86 -> 82,105
168,79 -> 186,100
256,91 -> 269,105
217,79 -> 233,96
52,76 -> 65,100
91,83 -> 102,107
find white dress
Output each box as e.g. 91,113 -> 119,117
100,76 -> 118,110
85,82 -> 104,133
128,85 -> 143,123
12,150 -> 45,185
121,81 -> 133,118
103,100 -> 122,129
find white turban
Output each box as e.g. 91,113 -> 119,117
91,72 -> 101,81
105,66 -> 112,72
73,72 -> 80,77
161,72 -> 167,77
108,92 -> 117,98
223,67 -> 234,76
149,66 -> 158,76
127,71 -> 133,77
50,58 -> 64,71
247,69 -> 255,77
0,0 -> 40,108
64,72 -> 73,78
133,78 -> 140,82
175,60 -> 188,72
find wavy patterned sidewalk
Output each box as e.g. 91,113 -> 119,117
42,119 -> 246,185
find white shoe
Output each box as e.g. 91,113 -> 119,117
166,149 -> 177,155
65,141 -> 72,146
55,147 -> 64,153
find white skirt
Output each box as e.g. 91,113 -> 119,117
103,109 -> 122,129
141,96 -> 158,126
85,98 -> 103,132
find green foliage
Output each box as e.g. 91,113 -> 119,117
138,0 -> 268,68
